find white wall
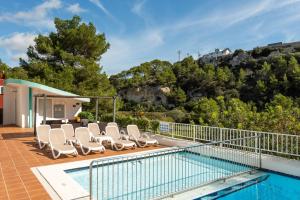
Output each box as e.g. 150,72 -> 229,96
3,85 -> 83,128
33,88 -> 82,126
3,86 -> 16,125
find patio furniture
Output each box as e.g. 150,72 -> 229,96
127,125 -> 159,147
105,126 -> 136,151
36,125 -> 51,149
49,128 -> 78,159
61,124 -> 77,144
75,127 -> 105,155
88,123 -> 113,146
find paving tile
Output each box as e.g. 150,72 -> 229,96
0,126 -> 163,199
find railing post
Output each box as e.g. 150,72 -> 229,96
255,131 -> 258,153
193,125 -> 196,142
259,133 -> 262,169
89,161 -> 93,200
220,128 -> 223,147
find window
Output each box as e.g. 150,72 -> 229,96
0,86 -> 3,94
53,104 -> 65,118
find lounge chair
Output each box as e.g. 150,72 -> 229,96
88,123 -> 113,146
75,127 -> 105,155
107,122 -> 118,127
36,125 -> 51,149
49,128 -> 78,159
61,124 -> 77,144
127,125 -> 159,147
107,122 -> 127,134
105,126 -> 136,150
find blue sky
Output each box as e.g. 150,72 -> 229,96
1,0 -> 300,74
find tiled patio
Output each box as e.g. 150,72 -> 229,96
0,126 -> 163,200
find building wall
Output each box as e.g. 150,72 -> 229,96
3,85 -> 83,128
3,86 -> 16,125
0,79 -> 4,125
32,88 -> 82,127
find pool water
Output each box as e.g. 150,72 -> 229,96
66,151 -> 250,200
219,172 -> 300,200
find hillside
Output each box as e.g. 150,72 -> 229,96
109,42 -> 300,133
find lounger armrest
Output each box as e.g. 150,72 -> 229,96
120,134 -> 130,141
141,132 -> 151,139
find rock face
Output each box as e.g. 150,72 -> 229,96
118,86 -> 171,105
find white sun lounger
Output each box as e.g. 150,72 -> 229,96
127,125 -> 159,147
36,125 -> 51,149
88,123 -> 113,146
49,128 -> 78,159
61,124 -> 77,144
105,126 -> 136,151
75,127 -> 105,155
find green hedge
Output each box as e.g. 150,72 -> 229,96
78,111 -> 94,122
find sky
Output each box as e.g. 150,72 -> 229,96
1,0 -> 300,74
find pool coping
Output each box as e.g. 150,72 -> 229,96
32,147 -> 172,200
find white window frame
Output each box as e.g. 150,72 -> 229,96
52,103 -> 66,119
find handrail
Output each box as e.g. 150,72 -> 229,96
89,135 -> 261,199
159,121 -> 300,158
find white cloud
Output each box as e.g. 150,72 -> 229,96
67,3 -> 86,14
0,33 -> 36,63
102,29 -> 164,74
0,0 -> 61,29
131,0 -> 146,16
89,0 -> 113,18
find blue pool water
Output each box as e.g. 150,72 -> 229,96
66,151 -> 250,199
219,171 -> 300,200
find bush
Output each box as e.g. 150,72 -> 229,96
100,114 -> 113,122
150,120 -> 160,133
166,109 -> 187,123
136,117 -> 150,131
78,111 -> 94,122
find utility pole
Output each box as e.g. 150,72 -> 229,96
177,50 -> 181,61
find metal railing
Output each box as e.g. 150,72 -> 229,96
89,136 -> 261,200
159,122 -> 300,159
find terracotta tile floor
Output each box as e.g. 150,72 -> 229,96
0,126 -> 164,200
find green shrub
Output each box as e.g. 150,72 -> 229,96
136,118 -> 150,131
100,114 -> 113,122
78,111 -> 94,122
150,120 -> 160,133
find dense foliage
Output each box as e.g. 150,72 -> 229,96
111,50 -> 300,134
4,16 -> 115,111
1,16 -> 300,134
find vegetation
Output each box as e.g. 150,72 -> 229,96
1,16 -> 300,135
111,50 -> 300,134
3,16 -> 115,111
78,111 -> 94,122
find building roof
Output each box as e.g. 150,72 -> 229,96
4,78 -> 89,102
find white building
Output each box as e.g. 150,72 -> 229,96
1,78 -> 89,128
202,48 -> 232,59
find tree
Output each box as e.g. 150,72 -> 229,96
19,16 -> 115,110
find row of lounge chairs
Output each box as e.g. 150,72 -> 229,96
36,122 -> 158,159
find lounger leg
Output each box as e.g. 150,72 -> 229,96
81,146 -> 91,155
52,149 -> 60,159
38,141 -> 46,149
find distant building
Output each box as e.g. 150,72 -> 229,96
202,48 -> 232,59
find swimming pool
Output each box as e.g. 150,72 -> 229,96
218,171 -> 300,200
66,151 -> 251,199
